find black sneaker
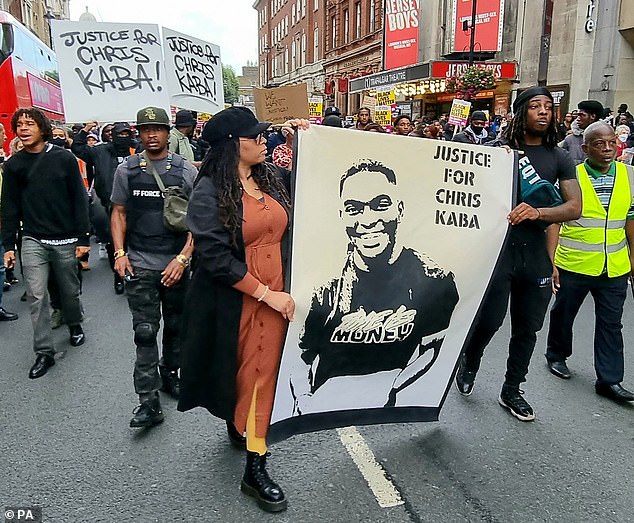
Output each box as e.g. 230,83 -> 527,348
130,398 -> 164,428
455,359 -> 477,396
498,387 -> 535,421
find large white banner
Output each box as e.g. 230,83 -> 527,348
268,126 -> 516,442
51,21 -> 170,122
162,27 -> 224,114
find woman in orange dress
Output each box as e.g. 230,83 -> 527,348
178,107 -> 308,513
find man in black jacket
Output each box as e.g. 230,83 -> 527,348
2,108 -> 90,379
72,121 -> 137,294
452,111 -> 494,145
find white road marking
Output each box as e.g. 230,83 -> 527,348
337,426 -> 404,508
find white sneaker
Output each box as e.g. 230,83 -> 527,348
98,243 -> 108,259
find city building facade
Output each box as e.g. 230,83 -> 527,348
256,0 -> 633,122
255,0 -> 326,101
2,0 -> 69,46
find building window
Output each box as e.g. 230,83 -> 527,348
292,4 -> 296,25
314,26 -> 319,60
302,0 -> 306,17
344,9 -> 349,44
355,2 -> 362,39
314,0 -> 318,11
331,16 -> 336,49
301,33 -> 306,66
285,47 -> 289,74
369,0 -> 375,32
291,40 -> 296,70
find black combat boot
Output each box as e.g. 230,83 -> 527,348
130,395 -> 164,428
159,368 -> 180,399
241,451 -> 287,513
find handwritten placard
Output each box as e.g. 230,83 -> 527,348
51,20 -> 169,122
254,84 -> 309,124
162,27 -> 224,114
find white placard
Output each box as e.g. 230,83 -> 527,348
51,20 -> 169,122
162,27 -> 224,114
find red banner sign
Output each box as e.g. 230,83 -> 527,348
384,0 -> 420,70
27,73 -> 64,115
431,61 -> 516,80
453,0 -> 504,53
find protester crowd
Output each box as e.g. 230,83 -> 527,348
1,90 -> 633,513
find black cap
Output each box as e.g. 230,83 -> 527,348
470,110 -> 488,122
577,100 -> 604,119
512,86 -> 553,113
112,122 -> 132,134
325,106 -> 341,117
174,110 -> 196,128
322,115 -> 343,127
201,107 -> 270,145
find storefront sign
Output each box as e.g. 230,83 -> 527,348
349,63 -> 429,93
384,0 -> 420,70
431,61 -> 516,80
585,0 -> 596,33
452,0 -> 505,53
494,94 -> 509,115
448,99 -> 472,126
437,90 -> 495,103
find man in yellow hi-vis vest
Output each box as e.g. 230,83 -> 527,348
546,121 -> 634,402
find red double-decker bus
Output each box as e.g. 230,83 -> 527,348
0,10 -> 64,155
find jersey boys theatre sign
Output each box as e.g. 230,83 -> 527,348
384,0 -> 420,70
51,21 -> 223,122
268,126 -> 516,443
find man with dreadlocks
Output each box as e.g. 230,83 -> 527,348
455,86 -> 582,421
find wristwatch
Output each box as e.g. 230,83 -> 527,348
175,254 -> 190,267
114,249 -> 126,259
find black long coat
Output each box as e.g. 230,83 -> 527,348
177,166 -> 291,421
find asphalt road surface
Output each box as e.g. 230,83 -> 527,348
1,248 -> 632,522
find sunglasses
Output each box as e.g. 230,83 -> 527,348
240,129 -> 274,143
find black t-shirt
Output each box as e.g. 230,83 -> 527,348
299,248 -> 459,392
511,144 -> 576,242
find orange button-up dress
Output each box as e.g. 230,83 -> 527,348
234,192 -> 289,438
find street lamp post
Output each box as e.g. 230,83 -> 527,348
468,0 -> 478,65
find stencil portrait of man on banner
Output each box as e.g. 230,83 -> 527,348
268,126 -> 516,443
291,159 -> 459,413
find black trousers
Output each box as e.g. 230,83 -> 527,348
463,239 -> 553,388
546,269 -> 628,385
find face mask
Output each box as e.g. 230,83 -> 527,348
50,138 -> 66,147
113,135 -> 133,150
619,134 -> 629,142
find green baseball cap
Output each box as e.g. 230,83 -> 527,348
136,106 -> 170,128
